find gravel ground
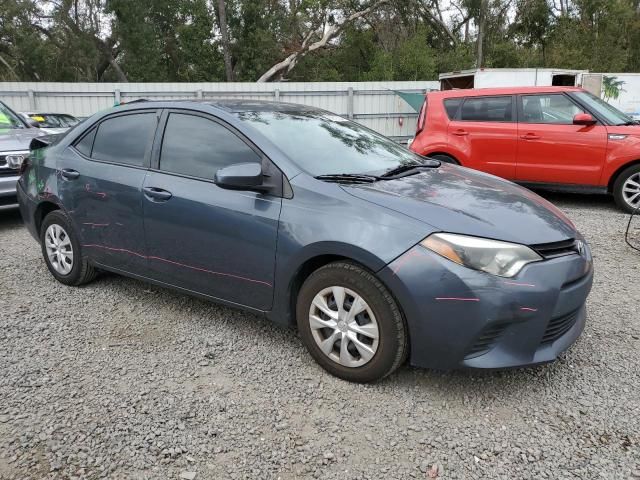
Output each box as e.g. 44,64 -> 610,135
1,193 -> 639,480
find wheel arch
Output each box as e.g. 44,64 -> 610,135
272,243 -> 408,330
34,201 -> 61,235
607,159 -> 640,193
424,151 -> 461,165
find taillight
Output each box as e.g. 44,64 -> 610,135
19,157 -> 30,175
416,99 -> 427,134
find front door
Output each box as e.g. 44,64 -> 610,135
58,110 -> 158,273
142,110 -> 281,310
516,93 -> 607,185
447,95 -> 517,179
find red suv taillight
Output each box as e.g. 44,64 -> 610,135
416,97 -> 427,134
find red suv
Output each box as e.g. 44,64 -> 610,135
409,87 -> 640,212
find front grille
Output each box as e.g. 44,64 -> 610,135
465,324 -> 507,358
542,309 -> 580,344
531,239 -> 579,259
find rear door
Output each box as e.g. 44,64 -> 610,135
59,110 -> 158,274
515,93 -> 607,185
142,110 -> 281,310
447,95 -> 517,179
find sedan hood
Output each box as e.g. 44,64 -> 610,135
0,128 -> 46,152
343,164 -> 577,245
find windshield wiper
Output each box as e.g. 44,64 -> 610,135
617,121 -> 639,126
379,160 -> 440,178
314,173 -> 380,184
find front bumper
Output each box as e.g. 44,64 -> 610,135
379,243 -> 593,370
0,173 -> 20,209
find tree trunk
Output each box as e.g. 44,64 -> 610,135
217,0 -> 234,82
476,0 -> 487,68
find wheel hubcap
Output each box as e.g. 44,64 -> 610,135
45,224 -> 74,275
308,286 -> 379,368
622,172 -> 640,209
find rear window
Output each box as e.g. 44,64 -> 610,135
91,113 -> 156,167
460,96 -> 513,122
443,98 -> 462,119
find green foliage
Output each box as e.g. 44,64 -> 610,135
1,0 -> 640,82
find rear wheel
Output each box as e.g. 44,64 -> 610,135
613,164 -> 640,213
296,262 -> 408,383
40,211 -> 97,286
428,153 -> 459,165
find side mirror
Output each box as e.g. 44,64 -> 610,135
573,113 -> 596,126
214,162 -> 264,190
26,118 -> 41,128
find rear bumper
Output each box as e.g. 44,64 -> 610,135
0,173 -> 20,209
379,243 -> 593,370
17,181 -> 39,240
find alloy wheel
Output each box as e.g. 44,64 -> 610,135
45,224 -> 74,275
622,172 -> 640,210
308,286 -> 379,368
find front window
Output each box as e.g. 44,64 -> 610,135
235,110 -> 424,177
572,91 -> 635,126
521,94 -> 584,124
0,103 -> 26,130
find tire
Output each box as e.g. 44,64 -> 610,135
613,164 -> 640,213
428,153 -> 459,165
40,210 -> 97,286
296,261 -> 408,383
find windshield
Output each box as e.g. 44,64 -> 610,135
0,103 -> 26,130
572,91 -> 635,125
235,110 -> 424,176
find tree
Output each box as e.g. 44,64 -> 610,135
256,0 -> 390,82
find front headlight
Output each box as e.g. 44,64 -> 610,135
421,233 -> 542,278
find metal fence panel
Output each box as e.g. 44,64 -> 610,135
0,81 -> 438,140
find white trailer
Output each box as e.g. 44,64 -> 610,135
439,68 -> 588,90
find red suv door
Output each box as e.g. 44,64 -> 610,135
447,95 -> 517,179
516,93 -> 607,185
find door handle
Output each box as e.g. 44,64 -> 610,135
60,168 -> 80,180
520,134 -> 541,140
452,129 -> 468,136
143,187 -> 173,202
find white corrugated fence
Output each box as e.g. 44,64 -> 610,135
0,81 -> 439,142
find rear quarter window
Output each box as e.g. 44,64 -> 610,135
443,98 -> 462,119
460,96 -> 513,122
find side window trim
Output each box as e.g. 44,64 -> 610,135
71,109 -> 160,169
517,93 -> 591,125
457,95 -> 516,123
151,108 -> 288,198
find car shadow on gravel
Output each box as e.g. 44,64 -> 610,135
0,209 -> 23,229
90,269 -> 573,398
532,190 -> 618,212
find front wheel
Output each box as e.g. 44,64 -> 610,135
296,262 -> 408,383
613,164 -> 640,213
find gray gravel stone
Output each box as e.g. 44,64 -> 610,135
1,193 -> 639,480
